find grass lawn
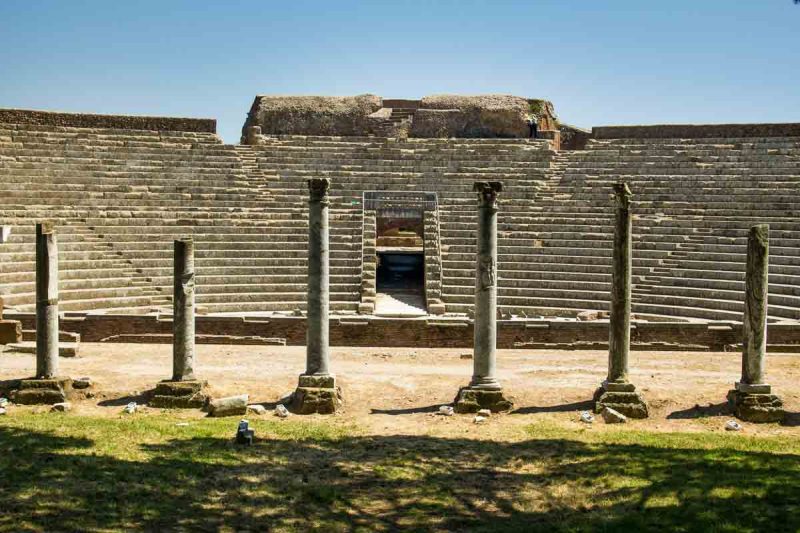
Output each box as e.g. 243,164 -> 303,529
1,413 -> 799,532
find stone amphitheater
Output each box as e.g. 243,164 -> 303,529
1,94 -> 799,351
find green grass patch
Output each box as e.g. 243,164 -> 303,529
1,414 -> 798,532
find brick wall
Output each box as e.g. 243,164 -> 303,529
6,312 -> 800,351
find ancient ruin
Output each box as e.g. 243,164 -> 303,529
727,225 -> 785,422
150,238 -> 208,408
593,183 -> 648,418
0,94 -> 798,418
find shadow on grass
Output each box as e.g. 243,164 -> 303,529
1,425 -> 799,532
97,390 -> 155,407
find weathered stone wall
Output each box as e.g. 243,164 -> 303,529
7,312 -> 800,352
593,122 -> 800,139
242,95 -> 383,139
410,94 -> 533,138
560,123 -> 591,150
0,109 -> 216,132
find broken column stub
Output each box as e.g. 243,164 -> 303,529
291,178 -> 342,414
594,183 -> 648,418
454,182 -> 512,413
150,239 -> 208,409
727,224 -> 784,423
14,223 -> 70,404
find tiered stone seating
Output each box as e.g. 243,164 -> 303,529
547,137 -> 800,322
0,123 -> 284,314
247,135 -> 556,316
1,116 -> 798,324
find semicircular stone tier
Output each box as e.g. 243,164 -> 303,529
0,121 -> 798,323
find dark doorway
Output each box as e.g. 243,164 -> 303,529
374,208 -> 427,316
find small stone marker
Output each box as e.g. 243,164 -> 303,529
275,404 -> 290,418
580,411 -> 595,424
725,420 -> 743,432
72,377 -> 92,390
123,401 -> 137,414
601,406 -> 627,424
0,398 -> 8,408
235,419 -> 254,445
208,394 -> 248,417
438,405 -> 454,416
477,408 -> 492,417
247,404 -> 268,415
0,407 -> 7,416
473,415 -> 488,424
50,402 -> 71,412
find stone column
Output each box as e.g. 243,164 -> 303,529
727,224 -> 784,422
608,182 -> 632,383
173,238 -> 196,381
593,183 -> 648,418
150,238 -> 207,409
14,223 -> 70,404
36,222 -> 59,379
454,181 -> 512,413
291,178 -> 341,414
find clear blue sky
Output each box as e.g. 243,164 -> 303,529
1,0 -> 798,142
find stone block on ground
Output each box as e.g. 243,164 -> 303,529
50,402 -> 72,412
453,387 -> 513,414
726,389 -> 784,423
601,406 -> 627,424
208,394 -> 248,417
13,378 -> 71,405
0,320 -> 22,344
150,380 -> 208,409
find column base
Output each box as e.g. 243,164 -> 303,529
150,379 -> 208,409
12,377 -> 71,405
289,375 -> 342,414
453,386 -> 513,414
727,384 -> 784,423
593,380 -> 648,419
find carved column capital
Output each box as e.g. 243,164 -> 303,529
308,178 -> 331,204
613,182 -> 632,210
473,181 -> 503,208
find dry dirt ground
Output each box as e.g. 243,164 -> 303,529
2,343 -> 799,436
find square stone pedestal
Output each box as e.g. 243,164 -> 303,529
13,378 -> 72,405
289,375 -> 342,414
453,387 -> 513,414
593,380 -> 648,419
150,380 -> 208,409
727,383 -> 784,423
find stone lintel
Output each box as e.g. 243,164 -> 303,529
453,387 -> 513,413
